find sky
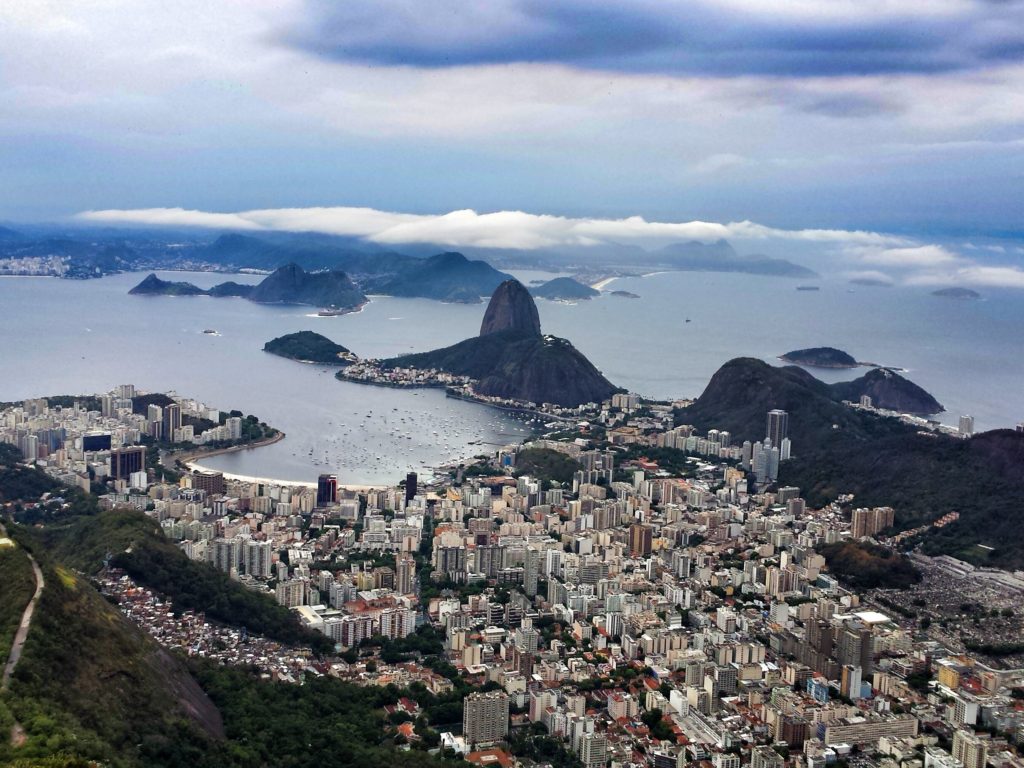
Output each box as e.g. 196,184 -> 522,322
2,1 -> 1023,284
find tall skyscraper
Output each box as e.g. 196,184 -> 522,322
959,415 -> 975,437
766,409 -> 789,449
524,547 -> 541,597
162,403 -> 181,439
629,523 -> 653,556
245,540 -> 273,578
463,691 -> 509,747
840,664 -> 863,699
111,446 -> 146,480
317,473 -> 338,506
405,471 -> 418,504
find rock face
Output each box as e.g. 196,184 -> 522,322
474,334 -> 616,406
479,279 -> 542,336
247,263 -> 365,308
830,367 -> 943,415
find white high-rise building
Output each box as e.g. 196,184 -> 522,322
952,729 -> 987,768
959,415 -> 975,437
578,732 -> 608,768
245,540 -> 273,578
463,691 -> 509,747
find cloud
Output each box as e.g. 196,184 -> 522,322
283,0 -> 1024,78
75,205 -> 912,250
691,153 -> 752,174
860,244 -> 961,267
80,207 -> 264,231
845,269 -> 895,284
907,264 -> 1024,288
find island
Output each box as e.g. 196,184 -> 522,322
129,263 -> 367,311
849,277 -> 892,287
796,285 -> 820,291
263,331 -> 355,364
530,276 -> 600,301
932,287 -> 981,300
780,347 -> 860,369
610,290 -> 640,298
128,273 -> 207,296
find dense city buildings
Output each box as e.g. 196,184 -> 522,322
5,386 -> 1024,768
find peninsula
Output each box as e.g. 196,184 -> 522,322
339,280 -> 618,408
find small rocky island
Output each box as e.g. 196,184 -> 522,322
932,287 -> 981,300
530,277 -> 599,301
610,290 -> 640,299
264,331 -> 355,364
780,347 -> 860,369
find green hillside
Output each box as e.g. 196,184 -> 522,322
21,509 -> 333,654
0,557 -> 223,767
679,358 -> 1024,568
0,545 -> 35,663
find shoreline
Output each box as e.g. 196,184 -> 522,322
170,430 -> 286,469
182,460 -> 385,491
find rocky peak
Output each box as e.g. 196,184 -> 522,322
479,279 -> 542,337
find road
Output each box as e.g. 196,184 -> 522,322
1,522 -> 45,748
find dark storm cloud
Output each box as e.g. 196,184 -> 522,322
283,0 -> 1024,77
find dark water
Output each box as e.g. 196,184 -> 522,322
1,270 -> 1021,483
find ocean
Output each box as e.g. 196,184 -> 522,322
0,269 -> 1021,484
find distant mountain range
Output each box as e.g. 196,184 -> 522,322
0,225 -> 819,285
382,280 -> 618,407
360,251 -> 511,303
657,239 -> 817,278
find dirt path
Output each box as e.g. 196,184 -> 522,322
1,550 -> 43,690
1,522 -> 44,749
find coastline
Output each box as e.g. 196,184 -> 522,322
170,430 -> 286,470
182,460 -> 384,491
444,389 -> 575,422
